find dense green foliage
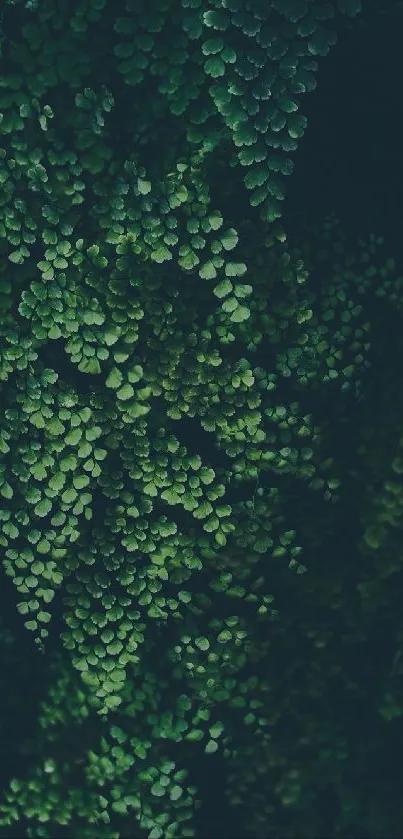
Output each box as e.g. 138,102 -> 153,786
1,0 -> 403,836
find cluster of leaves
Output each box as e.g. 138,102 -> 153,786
2,0 -> 403,838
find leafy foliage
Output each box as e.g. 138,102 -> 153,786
1,1 -> 403,838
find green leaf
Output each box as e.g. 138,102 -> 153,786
278,98 -> 298,113
8,249 -> 24,264
203,10 -> 229,30
199,261 -> 217,280
194,500 -> 213,520
82,309 -> 104,326
208,211 -> 223,231
137,178 -> 151,194
195,637 -> 210,651
220,228 -> 238,251
200,468 -> 215,485
188,454 -> 202,469
74,657 -> 89,672
150,246 -> 172,263
1,482 -> 13,499
34,498 -> 52,518
65,428 -> 82,446
61,487 -> 77,504
79,357 -> 101,375
104,328 -> 120,346
47,418 -> 64,436
234,283 -> 252,299
151,782 -> 166,797
30,411 -> 45,429
204,56 -> 226,77
186,729 -> 204,741
106,367 -> 123,389
205,739 -> 219,754
202,36 -> 224,55
170,785 -> 183,801
106,640 -> 123,656
161,488 -> 181,505
244,167 -> 269,189
178,249 -> 199,270
203,516 -> 220,532
213,279 -> 232,298
225,262 -> 247,277
116,383 -> 134,401
105,694 -> 122,709
112,800 -> 128,815
178,591 -> 191,603
209,721 -> 225,738
233,124 -> 257,147
111,726 -> 127,743
217,629 -> 232,643
41,369 -> 58,384
230,305 -> 250,323
73,474 -> 90,490
222,296 -> 238,313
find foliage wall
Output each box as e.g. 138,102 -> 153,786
0,0 -> 403,837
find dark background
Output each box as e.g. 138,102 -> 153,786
283,1 -> 403,258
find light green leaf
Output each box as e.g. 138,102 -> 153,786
199,261 -> 217,280
47,418 -> 64,436
178,249 -> 199,270
137,178 -> 151,194
225,262 -> 247,277
220,228 -> 238,251
205,739 -> 219,754
106,367 -> 123,389
8,249 -> 24,264
209,721 -> 225,738
34,499 -> 52,518
222,296 -> 238,313
234,283 -> 253,298
30,411 -> 45,429
61,487 -> 77,504
112,800 -> 128,816
104,328 -> 120,346
116,383 -> 134,401
230,305 -> 250,323
161,488 -> 181,505
195,637 -> 210,651
105,694 -> 122,709
170,785 -> 183,801
213,278 -> 232,298
65,428 -> 82,446
151,782 -> 165,797
1,482 -> 13,499
150,246 -> 172,263
208,211 -> 223,231
186,729 -> 204,741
